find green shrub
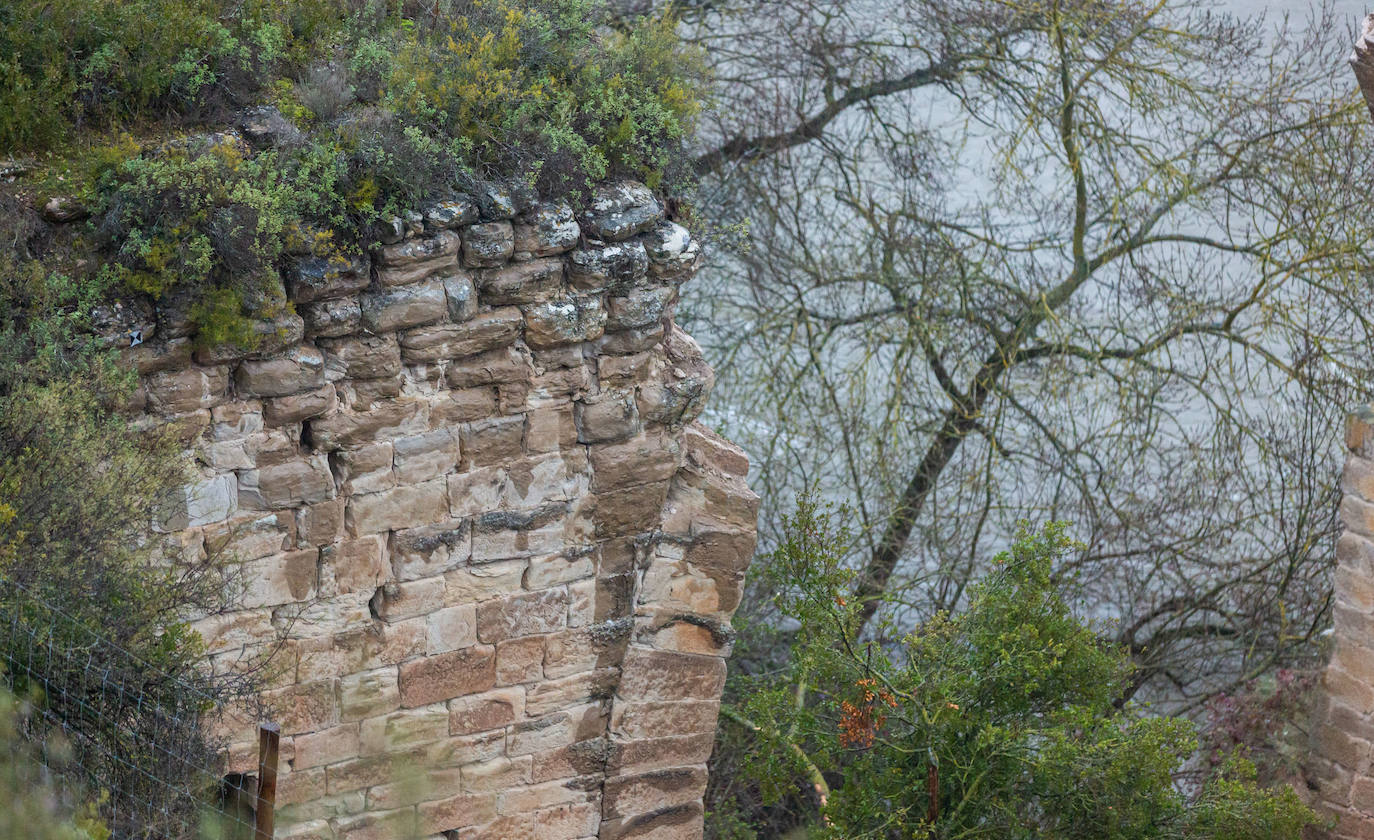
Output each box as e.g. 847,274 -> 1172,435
721,502 -> 1318,839
0,257 -> 257,836
9,0 -> 703,347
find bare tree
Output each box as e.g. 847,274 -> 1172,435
681,0 -> 1374,706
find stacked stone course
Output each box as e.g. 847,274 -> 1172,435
1311,407 -> 1374,838
122,179 -> 758,840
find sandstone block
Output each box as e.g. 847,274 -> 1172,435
399,645 -> 496,707
427,604 -> 478,654
641,220 -> 698,269
443,273 -> 478,322
393,429 -> 460,484
471,503 -> 576,562
286,254 -> 370,303
240,455 -> 336,509
449,687 -> 525,735
495,778 -> 598,817
146,366 -> 228,414
399,307 -> 523,363
617,648 -> 725,703
606,285 -> 675,331
339,667 -> 401,722
592,482 -> 670,538
476,588 -> 570,643
514,202 -> 580,258
602,766 -> 708,821
576,392 -> 641,443
524,295 -> 607,349
264,384 -> 336,426
332,806 -> 416,840
300,296 -> 362,338
359,705 -> 449,755
459,415 -> 526,469
478,258 -> 564,305
459,755 -> 532,792
524,404 -> 577,454
157,473 -> 238,530
263,679 -> 339,734
417,792 -> 498,836
589,434 -> 680,491
542,628 -> 605,680
609,700 -> 720,741
360,279 -> 447,333
508,704 -> 606,758
579,181 -> 663,242
204,512 -> 293,562
598,325 -> 665,355
122,336 -> 192,375
308,399 -> 426,451
526,551 -> 597,591
446,346 -> 531,389
330,441 -> 395,495
236,344 -> 327,397
292,723 -> 362,770
424,198 -> 479,230
376,230 -> 461,286
295,498 -> 345,547
321,535 -> 391,595
391,520 -> 472,581
444,560 -> 528,604
462,221 -> 515,267
318,334 -> 402,380
568,240 -> 649,291
496,635 -> 547,685
599,802 -> 703,840
238,549 -> 319,608
372,577 -> 447,623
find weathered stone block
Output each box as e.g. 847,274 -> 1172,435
321,535 -> 390,595
514,202 -> 580,258
449,687 -> 525,735
393,429 -> 460,484
617,648 -> 725,703
576,392 -> 641,444
286,254 -> 370,303
496,635 -> 547,685
579,181 -> 663,242
606,285 -> 675,331
360,279 -> 447,333
523,295 -> 607,349
478,258 -> 564,305
391,520 -> 472,581
427,604 -> 478,654
347,479 -> 449,536
146,366 -> 228,414
299,296 -> 361,338
237,345 -> 327,397
399,307 -> 523,363
318,334 -> 402,380
462,221 -> 515,267
443,273 -> 478,322
331,441 -> 395,495
339,667 -> 401,722
477,588 -> 570,642
263,384 -> 336,426
239,548 -> 319,608
602,766 -> 708,820
308,399 -> 426,450
399,645 -> 496,707
375,230 -> 461,286
240,455 -> 336,509
568,240 -> 649,291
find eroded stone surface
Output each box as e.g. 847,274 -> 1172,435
131,180 -> 755,840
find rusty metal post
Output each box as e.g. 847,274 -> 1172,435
254,722 -> 280,840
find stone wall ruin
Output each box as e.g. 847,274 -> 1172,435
123,177 -> 758,840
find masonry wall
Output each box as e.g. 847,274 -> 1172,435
1309,407 -> 1374,838
122,177 -> 758,840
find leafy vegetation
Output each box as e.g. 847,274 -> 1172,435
2,0 -> 702,346
0,258 -> 257,837
710,501 -> 1318,839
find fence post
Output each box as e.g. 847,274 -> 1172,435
255,722 -> 280,840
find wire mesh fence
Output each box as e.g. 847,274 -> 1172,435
0,576 -> 276,840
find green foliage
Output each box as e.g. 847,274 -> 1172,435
5,0 -> 703,346
726,500 -> 1317,839
0,256 -> 255,835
